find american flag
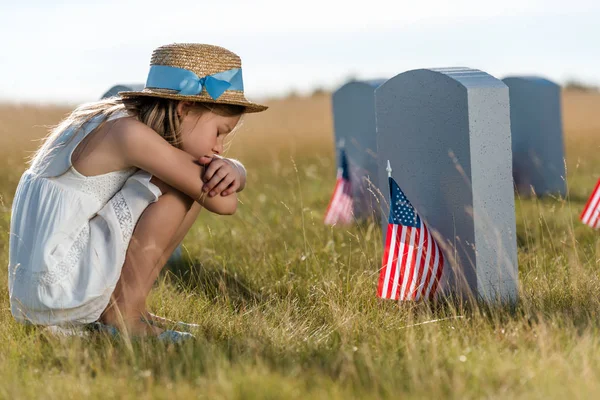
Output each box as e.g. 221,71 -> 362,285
324,147 -> 353,225
377,174 -> 444,301
580,178 -> 600,229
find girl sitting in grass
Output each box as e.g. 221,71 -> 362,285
8,43 -> 267,343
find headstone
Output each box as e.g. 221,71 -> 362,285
101,84 -> 145,99
332,79 -> 387,220
375,68 -> 518,303
502,77 -> 565,197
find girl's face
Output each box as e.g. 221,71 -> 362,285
178,102 -> 241,163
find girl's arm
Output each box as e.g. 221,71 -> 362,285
113,118 -> 238,215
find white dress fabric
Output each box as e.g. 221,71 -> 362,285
8,112 -> 162,325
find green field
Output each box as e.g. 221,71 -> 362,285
1,92 -> 600,399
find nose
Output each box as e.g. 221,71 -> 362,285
212,140 -> 223,155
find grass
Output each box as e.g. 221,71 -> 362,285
0,91 -> 600,399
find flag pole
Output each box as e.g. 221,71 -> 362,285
386,160 -> 392,178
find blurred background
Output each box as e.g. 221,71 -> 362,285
1,0 -> 599,105
2,0 -> 599,183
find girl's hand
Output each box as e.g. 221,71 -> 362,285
201,155 -> 247,197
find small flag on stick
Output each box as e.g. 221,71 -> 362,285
580,178 -> 600,229
324,142 -> 353,225
377,161 -> 445,301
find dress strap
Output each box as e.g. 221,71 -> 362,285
35,110 -> 130,178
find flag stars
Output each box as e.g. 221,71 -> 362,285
389,179 -> 421,228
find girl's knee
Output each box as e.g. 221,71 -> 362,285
150,175 -> 174,194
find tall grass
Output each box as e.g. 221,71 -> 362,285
0,91 -> 599,399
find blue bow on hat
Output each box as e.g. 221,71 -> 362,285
145,65 -> 244,100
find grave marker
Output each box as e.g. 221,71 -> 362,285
332,79 -> 386,220
502,76 -> 566,197
101,84 -> 145,99
375,68 -> 518,303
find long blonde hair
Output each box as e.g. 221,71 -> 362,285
29,96 -> 245,171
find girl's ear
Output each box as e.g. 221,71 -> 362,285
176,101 -> 193,118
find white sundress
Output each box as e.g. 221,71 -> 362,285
8,112 -> 162,326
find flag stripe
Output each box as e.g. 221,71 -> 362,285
424,241 -> 442,299
384,227 -> 401,299
407,225 -> 426,300
378,224 -> 397,299
584,191 -> 600,225
324,179 -> 343,224
422,243 -> 437,299
433,249 -> 445,295
324,177 -> 353,225
592,202 -> 600,228
386,226 -> 402,299
399,227 -> 417,300
585,194 -> 600,227
415,229 -> 433,300
341,182 -> 353,223
581,179 -> 600,226
390,227 -> 408,299
400,227 -> 417,300
594,212 -> 600,229
430,247 -> 445,299
407,227 -> 420,299
410,226 -> 431,300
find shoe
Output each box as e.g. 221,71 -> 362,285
86,321 -> 119,337
157,330 -> 195,344
87,321 -> 194,343
145,312 -> 200,332
44,324 -> 90,338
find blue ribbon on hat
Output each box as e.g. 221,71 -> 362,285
145,65 -> 244,100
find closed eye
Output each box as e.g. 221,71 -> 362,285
218,127 -> 233,137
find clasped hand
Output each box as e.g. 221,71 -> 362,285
198,155 -> 245,197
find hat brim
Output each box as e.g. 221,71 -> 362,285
118,88 -> 268,113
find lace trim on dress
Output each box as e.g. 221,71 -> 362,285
77,168 -> 136,205
12,224 -> 91,287
110,192 -> 134,246
40,225 -> 90,286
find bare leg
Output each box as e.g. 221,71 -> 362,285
99,178 -> 201,336
142,201 -> 202,328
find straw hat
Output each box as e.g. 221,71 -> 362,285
119,43 -> 267,113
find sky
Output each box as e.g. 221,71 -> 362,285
1,0 -> 599,105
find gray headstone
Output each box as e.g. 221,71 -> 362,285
101,84 -> 145,99
502,77 -> 565,197
332,79 -> 387,220
375,68 -> 518,303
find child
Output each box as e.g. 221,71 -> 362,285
7,43 -> 267,343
